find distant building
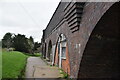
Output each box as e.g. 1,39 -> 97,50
41,1 -> 120,78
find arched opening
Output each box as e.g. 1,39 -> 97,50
78,2 -> 120,78
54,37 -> 60,66
47,40 -> 52,62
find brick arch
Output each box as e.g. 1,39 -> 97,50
68,2 -> 118,78
41,2 -> 120,78
78,2 -> 120,78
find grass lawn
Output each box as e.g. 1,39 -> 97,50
24,53 -> 42,57
2,50 -> 28,78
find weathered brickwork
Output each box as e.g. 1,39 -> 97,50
42,1 -> 119,78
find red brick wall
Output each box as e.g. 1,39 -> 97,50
61,43 -> 70,75
43,2 -> 116,78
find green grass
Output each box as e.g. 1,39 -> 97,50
2,50 -> 28,78
24,53 -> 42,57
59,69 -> 69,79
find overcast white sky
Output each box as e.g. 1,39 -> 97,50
0,0 -> 60,42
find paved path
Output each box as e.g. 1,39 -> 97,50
25,57 -> 63,78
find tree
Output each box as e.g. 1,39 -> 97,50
13,34 -> 29,53
27,36 -> 34,54
2,32 -> 38,54
0,40 -> 2,48
34,42 -> 41,53
29,36 -> 34,43
2,32 -> 13,48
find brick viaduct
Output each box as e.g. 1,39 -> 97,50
41,1 -> 120,78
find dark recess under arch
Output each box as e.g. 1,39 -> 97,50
78,2 -> 120,78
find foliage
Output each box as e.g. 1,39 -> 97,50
34,42 -> 41,51
13,34 -> 29,53
0,40 -> 2,46
59,69 -> 69,79
2,32 -> 13,48
24,53 -> 42,57
2,32 -> 41,54
27,36 -> 34,54
2,50 -> 28,78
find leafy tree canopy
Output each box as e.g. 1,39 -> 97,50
2,32 -> 41,54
